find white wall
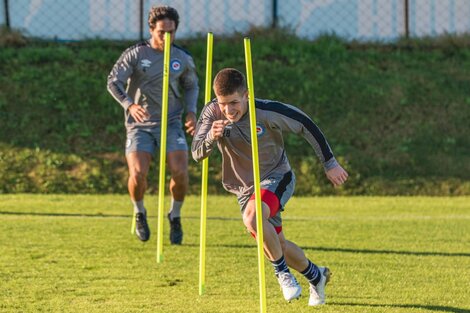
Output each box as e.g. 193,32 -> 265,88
5,0 -> 470,41
0,0 -> 5,26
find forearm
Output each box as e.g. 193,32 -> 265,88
191,131 -> 216,162
192,103 -> 221,162
266,102 -> 335,169
184,86 -> 199,114
305,133 -> 338,171
107,79 -> 134,110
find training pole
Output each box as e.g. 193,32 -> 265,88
156,32 -> 171,263
131,212 -> 136,234
199,32 -> 213,296
244,37 -> 267,313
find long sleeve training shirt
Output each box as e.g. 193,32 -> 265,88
192,98 -> 339,197
107,40 -> 199,130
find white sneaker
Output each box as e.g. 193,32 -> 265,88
308,266 -> 331,306
277,272 -> 302,301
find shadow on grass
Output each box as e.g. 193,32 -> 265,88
187,243 -> 470,258
2,211 -> 469,258
0,211 -> 242,221
0,211 -> 130,218
331,302 -> 470,313
301,246 -> 470,258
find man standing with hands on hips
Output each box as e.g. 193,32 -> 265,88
107,5 -> 199,244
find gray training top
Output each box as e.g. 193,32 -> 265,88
192,98 -> 339,197
107,40 -> 199,130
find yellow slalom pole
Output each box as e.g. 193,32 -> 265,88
131,212 -> 136,234
244,37 -> 267,313
199,32 -> 213,296
157,32 -> 171,263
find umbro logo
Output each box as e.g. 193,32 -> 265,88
141,59 -> 152,71
177,137 -> 186,145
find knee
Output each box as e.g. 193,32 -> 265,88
243,207 -> 257,234
171,167 -> 188,184
129,170 -> 147,185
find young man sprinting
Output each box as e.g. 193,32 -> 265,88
191,68 -> 348,306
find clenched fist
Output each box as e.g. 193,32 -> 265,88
211,120 -> 231,140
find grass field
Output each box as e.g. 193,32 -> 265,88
0,195 -> 469,313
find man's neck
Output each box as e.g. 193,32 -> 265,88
149,39 -> 164,52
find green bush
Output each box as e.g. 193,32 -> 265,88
0,31 -> 469,195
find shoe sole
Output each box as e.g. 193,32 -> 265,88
287,296 -> 301,303
135,231 -> 150,242
287,291 -> 302,302
279,279 -> 302,302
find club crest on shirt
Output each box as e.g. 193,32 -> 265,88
170,59 -> 182,72
256,124 -> 265,137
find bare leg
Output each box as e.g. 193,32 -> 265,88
127,151 -> 152,241
166,150 -> 189,201
278,232 -> 309,272
244,203 -> 304,301
243,201 -> 283,261
166,150 -> 188,244
126,151 -> 152,202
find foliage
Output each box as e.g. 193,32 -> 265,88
0,26 -> 28,47
0,31 -> 469,194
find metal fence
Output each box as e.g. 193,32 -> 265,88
2,0 -> 470,42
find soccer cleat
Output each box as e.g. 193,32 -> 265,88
277,272 -> 302,302
308,266 -> 331,306
135,212 -> 150,242
168,214 -> 183,245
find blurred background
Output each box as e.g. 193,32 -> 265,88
3,0 -> 470,41
1,0 -> 469,196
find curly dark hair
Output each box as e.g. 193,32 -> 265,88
213,68 -> 247,96
148,5 -> 179,30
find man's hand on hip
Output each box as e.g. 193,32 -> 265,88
185,112 -> 197,136
128,104 -> 150,123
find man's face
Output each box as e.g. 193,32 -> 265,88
216,91 -> 248,123
150,18 -> 176,51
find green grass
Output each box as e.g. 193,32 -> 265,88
1,195 -> 469,312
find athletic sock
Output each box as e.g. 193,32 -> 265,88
300,260 -> 321,286
271,255 -> 290,276
168,199 -> 183,221
131,199 -> 146,214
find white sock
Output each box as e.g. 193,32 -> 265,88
168,199 -> 183,220
131,199 -> 146,214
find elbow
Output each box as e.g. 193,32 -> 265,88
106,79 -> 117,94
191,147 -> 207,163
192,155 -> 201,163
190,146 -> 199,162
191,151 -> 202,163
